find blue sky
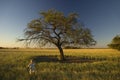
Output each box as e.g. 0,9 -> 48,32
0,0 -> 120,48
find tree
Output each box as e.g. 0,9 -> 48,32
108,35 -> 120,50
19,9 -> 96,60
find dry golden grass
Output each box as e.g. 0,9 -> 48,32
0,48 -> 120,80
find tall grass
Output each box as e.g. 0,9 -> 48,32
0,49 -> 120,80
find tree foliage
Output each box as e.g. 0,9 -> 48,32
108,35 -> 120,50
19,9 -> 96,60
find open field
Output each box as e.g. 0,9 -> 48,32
0,49 -> 120,80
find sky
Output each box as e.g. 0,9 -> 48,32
0,0 -> 120,48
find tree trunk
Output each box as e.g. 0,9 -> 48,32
57,46 -> 65,61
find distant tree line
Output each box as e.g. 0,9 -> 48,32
0,47 -> 19,49
64,46 -> 81,49
0,47 -> 5,49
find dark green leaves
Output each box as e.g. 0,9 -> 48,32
108,35 -> 120,50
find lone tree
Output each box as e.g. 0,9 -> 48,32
19,9 -> 96,60
108,35 -> 120,51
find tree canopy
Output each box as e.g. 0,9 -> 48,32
108,35 -> 120,51
19,9 -> 96,60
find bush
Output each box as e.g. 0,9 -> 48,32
108,35 -> 120,51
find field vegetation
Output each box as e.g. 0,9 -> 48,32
0,48 -> 120,80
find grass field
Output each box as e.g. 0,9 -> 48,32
0,48 -> 120,80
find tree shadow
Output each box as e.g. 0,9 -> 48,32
32,56 -> 97,63
32,56 -> 59,63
